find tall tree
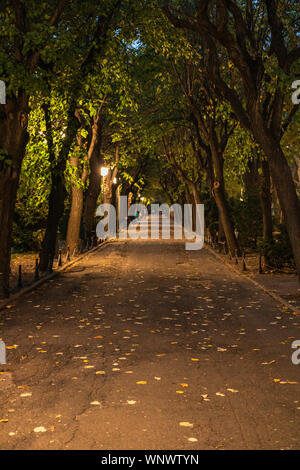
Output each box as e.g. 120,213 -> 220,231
162,0 -> 300,279
0,0 -> 70,296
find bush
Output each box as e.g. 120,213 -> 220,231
12,220 -> 45,253
257,224 -> 294,269
230,193 -> 262,249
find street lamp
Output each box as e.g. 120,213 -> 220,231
101,167 -> 109,202
101,167 -> 109,177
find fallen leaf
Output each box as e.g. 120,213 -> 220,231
179,422 -> 193,428
34,427 -> 46,433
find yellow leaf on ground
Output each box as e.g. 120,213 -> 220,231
179,422 -> 193,427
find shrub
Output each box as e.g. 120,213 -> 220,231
257,224 -> 294,269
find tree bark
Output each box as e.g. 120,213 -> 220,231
0,95 -> 29,297
243,159 -> 259,199
162,0 -> 300,280
266,147 -> 300,274
83,154 -> 102,239
83,121 -> 103,239
184,186 -> 193,206
209,145 -> 240,257
103,145 -> 119,206
39,101 -> 79,271
190,107 -> 239,256
39,170 -> 66,270
67,107 -> 103,253
66,182 -> 84,256
0,167 -> 22,297
259,159 -> 273,268
188,182 -> 200,231
253,129 -> 300,279
213,180 -> 239,256
260,160 -> 273,244
66,127 -> 86,257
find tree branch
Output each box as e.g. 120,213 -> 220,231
265,0 -> 288,69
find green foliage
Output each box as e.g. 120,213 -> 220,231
2,0 -> 299,272
231,193 -> 263,250
13,101 -> 51,251
258,225 -> 295,269
0,148 -> 12,166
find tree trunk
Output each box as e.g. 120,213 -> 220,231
104,171 -> 118,206
66,183 -> 84,256
39,101 -> 80,270
192,112 -> 239,256
39,170 -> 66,271
83,153 -> 102,239
184,185 -> 193,206
67,108 -> 103,252
259,159 -> 273,268
188,182 -> 200,231
66,131 -> 86,256
0,95 -> 29,297
66,128 -> 84,256
0,168 -> 22,297
213,181 -> 239,256
103,146 -> 119,207
268,150 -> 300,276
260,160 -> 273,244
218,217 -> 225,242
254,130 -> 300,280
104,172 -> 113,205
210,146 -> 240,256
83,120 -> 103,239
243,158 -> 259,199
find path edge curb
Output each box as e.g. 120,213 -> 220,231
205,243 -> 300,315
0,239 -> 122,313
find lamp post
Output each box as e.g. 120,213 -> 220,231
100,166 -> 109,203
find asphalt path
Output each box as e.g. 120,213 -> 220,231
1,238 -> 300,449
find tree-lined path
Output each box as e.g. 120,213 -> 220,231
1,239 -> 300,450
0,0 -> 299,454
